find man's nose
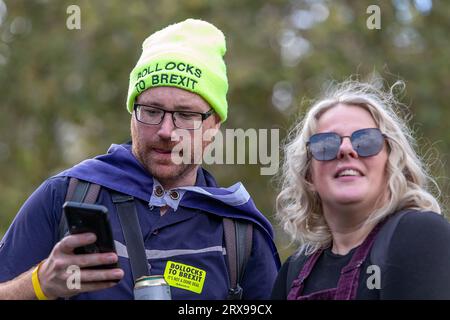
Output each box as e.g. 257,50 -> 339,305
157,113 -> 176,139
336,136 -> 358,159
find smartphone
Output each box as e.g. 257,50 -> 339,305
63,201 -> 119,269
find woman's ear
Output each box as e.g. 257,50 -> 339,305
308,183 -> 316,193
305,169 -> 316,192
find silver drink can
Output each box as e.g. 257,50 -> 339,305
133,275 -> 172,300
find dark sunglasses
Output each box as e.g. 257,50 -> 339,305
306,128 -> 388,161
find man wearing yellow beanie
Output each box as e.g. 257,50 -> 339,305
0,19 -> 280,300
127,18 -> 229,122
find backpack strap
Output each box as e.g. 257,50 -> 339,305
223,218 -> 253,300
285,247 -> 309,296
370,210 -> 411,270
59,178 -> 101,239
110,191 -> 149,282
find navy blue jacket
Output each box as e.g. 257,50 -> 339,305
0,143 -> 280,299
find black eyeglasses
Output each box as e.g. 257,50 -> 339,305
134,103 -> 215,130
306,128 -> 388,161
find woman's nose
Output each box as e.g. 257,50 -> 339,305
336,136 -> 358,160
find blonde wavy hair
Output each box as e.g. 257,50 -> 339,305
276,79 -> 441,255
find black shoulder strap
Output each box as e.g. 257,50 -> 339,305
59,177 -> 101,239
110,191 -> 149,282
286,248 -> 309,296
223,218 -> 253,300
370,210 -> 410,269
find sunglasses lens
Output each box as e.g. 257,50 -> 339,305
309,133 -> 341,161
351,128 -> 384,157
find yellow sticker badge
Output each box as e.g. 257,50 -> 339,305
164,261 -> 206,294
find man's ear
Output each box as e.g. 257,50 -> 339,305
207,117 -> 221,140
213,114 -> 221,130
201,114 -> 221,145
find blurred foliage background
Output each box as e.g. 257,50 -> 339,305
0,0 -> 449,261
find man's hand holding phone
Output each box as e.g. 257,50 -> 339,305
36,202 -> 124,299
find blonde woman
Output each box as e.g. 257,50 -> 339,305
271,80 -> 450,300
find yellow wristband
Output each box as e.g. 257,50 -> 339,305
32,261 -> 49,300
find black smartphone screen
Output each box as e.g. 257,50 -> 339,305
63,201 -> 118,269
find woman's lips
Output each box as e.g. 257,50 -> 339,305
335,175 -> 363,182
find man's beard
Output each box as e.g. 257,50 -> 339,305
131,124 -> 199,186
135,142 -> 197,183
